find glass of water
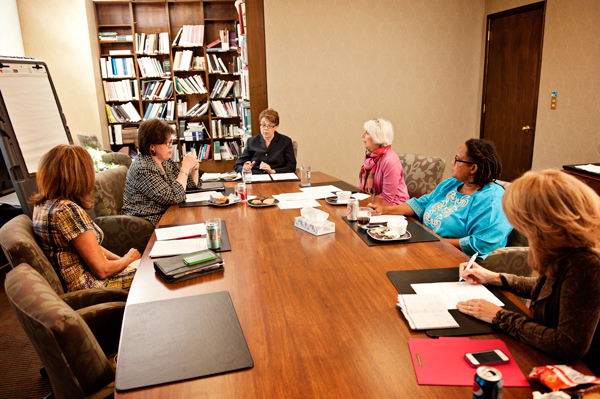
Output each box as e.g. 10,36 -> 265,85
242,168 -> 252,184
300,165 -> 311,187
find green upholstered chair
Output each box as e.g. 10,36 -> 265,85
479,228 -> 532,277
77,131 -> 132,168
396,152 -> 446,198
94,166 -> 154,256
5,263 -> 124,399
0,214 -> 128,304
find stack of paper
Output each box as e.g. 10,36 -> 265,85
150,223 -> 208,257
397,294 -> 459,330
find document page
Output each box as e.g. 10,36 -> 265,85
397,294 -> 459,330
300,185 -> 343,194
155,223 -> 206,241
185,191 -> 219,202
201,173 -> 221,181
411,282 -> 505,310
271,173 -> 299,181
251,174 -> 272,182
277,199 -> 321,209
149,238 -> 207,258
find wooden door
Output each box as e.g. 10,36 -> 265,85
480,2 -> 545,181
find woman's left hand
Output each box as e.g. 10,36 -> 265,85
260,161 -> 275,174
456,299 -> 501,324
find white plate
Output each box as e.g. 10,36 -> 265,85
367,228 -> 411,241
325,196 -> 349,205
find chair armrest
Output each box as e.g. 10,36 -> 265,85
101,152 -> 132,168
95,215 -> 154,256
479,247 -> 532,277
60,287 -> 128,310
77,302 -> 125,357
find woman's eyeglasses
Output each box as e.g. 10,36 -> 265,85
260,124 -> 276,130
163,140 -> 174,147
454,156 -> 477,165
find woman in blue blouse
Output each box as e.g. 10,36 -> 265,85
369,139 -> 512,259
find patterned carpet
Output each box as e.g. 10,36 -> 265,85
0,266 -> 52,399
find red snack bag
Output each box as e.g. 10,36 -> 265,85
529,365 -> 600,391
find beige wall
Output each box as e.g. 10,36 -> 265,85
16,0 -> 106,147
264,0 -> 486,184
484,0 -> 600,172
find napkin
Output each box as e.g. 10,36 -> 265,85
301,207 -> 329,224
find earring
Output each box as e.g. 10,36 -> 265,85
150,146 -> 156,156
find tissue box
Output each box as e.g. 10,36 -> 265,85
294,216 -> 335,236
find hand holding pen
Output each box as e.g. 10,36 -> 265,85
458,253 -> 478,282
459,253 -> 503,286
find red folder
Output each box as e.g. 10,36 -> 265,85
408,337 -> 530,387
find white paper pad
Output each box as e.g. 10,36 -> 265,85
0,192 -> 21,208
271,173 -> 299,181
251,174 -> 272,182
397,294 -> 459,330
149,238 -> 207,258
277,199 -> 321,209
370,215 -> 407,223
201,173 -> 221,181
410,282 -> 505,310
155,223 -> 206,241
300,185 -> 343,193
575,164 -> 600,174
275,191 -> 330,201
185,191 -> 219,202
352,193 -> 370,200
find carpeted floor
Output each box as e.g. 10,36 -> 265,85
0,266 -> 52,399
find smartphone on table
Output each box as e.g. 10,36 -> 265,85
464,349 -> 510,368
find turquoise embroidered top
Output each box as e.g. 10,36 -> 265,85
406,178 -> 513,259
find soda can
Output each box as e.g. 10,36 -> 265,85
473,366 -> 503,399
347,198 -> 359,221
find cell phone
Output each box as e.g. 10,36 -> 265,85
183,250 -> 216,265
464,349 -> 510,368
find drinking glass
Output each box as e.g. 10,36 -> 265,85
206,218 -> 221,249
357,207 -> 372,227
300,165 -> 311,187
242,169 -> 252,184
235,182 -> 247,200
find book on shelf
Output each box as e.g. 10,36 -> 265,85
173,25 -> 204,47
113,124 -> 123,145
99,34 -> 133,42
396,294 -> 460,330
229,31 -> 238,50
173,50 -> 194,71
174,75 -> 207,95
213,141 -> 221,160
137,57 -> 166,78
109,50 -> 132,55
103,79 -> 138,102
235,0 -> 246,35
101,57 -> 136,78
207,54 -> 228,74
163,60 -> 171,76
143,101 -> 175,121
135,32 -> 169,55
185,101 -> 209,117
121,126 -> 138,145
192,56 -> 205,71
106,102 -> 141,123
206,39 -> 221,49
220,30 -> 230,51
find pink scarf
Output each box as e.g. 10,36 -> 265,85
358,145 -> 390,193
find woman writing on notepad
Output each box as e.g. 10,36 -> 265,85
369,139 -> 512,259
234,108 -> 296,174
358,118 -> 409,205
123,118 -> 203,226
458,170 -> 600,374
32,145 -> 140,292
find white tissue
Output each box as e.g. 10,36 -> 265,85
301,207 -> 329,223
532,391 -> 570,399
228,194 -> 237,203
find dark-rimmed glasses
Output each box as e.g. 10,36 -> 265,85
454,156 -> 477,165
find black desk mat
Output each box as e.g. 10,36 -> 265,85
343,217 -> 439,246
387,267 -> 527,337
310,180 -> 361,193
180,187 -> 234,208
116,291 -> 253,391
563,163 -> 600,178
155,221 -> 231,253
186,181 -> 225,192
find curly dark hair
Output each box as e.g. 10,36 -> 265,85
464,138 -> 502,186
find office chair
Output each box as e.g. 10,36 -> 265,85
396,152 -> 446,198
77,131 -> 132,168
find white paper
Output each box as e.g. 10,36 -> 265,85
277,199 -> 321,209
149,238 -> 207,258
201,173 -> 221,181
251,174 -> 272,182
185,191 -> 219,202
271,173 -> 300,181
155,223 -> 206,241
300,185 -> 343,193
575,164 -> 600,174
369,215 -> 407,223
411,282 -> 505,310
0,192 -> 21,208
351,193 -> 370,200
275,191 -> 330,201
397,293 -> 459,330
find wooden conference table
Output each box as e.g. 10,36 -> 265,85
117,172 -> 587,399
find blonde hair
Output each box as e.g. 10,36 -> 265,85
30,145 -> 96,210
503,170 -> 600,277
363,118 -> 394,147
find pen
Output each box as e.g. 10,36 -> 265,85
372,193 -> 376,204
459,252 -> 478,282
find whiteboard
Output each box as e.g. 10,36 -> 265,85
0,62 -> 70,174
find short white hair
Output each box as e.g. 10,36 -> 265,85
363,118 -> 394,147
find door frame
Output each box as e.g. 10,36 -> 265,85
479,1 -> 546,175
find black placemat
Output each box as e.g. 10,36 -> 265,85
386,267 -> 527,337
116,291 -> 253,391
563,163 -> 600,178
343,217 -> 439,246
309,180 -> 361,193
180,187 -> 234,207
186,181 -> 225,193
155,221 -> 232,253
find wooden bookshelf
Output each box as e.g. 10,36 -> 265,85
93,0 -> 267,173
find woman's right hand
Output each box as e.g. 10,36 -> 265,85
123,248 -> 141,263
181,152 -> 198,173
459,262 -> 501,286
368,203 -> 384,215
243,161 -> 255,171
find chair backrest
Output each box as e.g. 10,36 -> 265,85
5,264 -> 115,399
77,131 -> 104,151
506,228 -> 528,247
0,214 -> 64,295
292,140 -> 298,159
396,152 -> 446,198
94,165 -> 128,217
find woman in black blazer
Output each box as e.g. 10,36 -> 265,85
234,108 -> 296,174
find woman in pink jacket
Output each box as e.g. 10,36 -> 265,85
358,118 -> 409,205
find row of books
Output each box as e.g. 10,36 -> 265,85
211,99 -> 238,118
135,32 -> 170,55
173,50 -> 194,71
172,25 -> 204,47
210,79 -> 239,99
142,80 -> 173,100
206,29 -> 238,52
107,124 -> 138,146
174,75 -> 207,95
99,32 -> 133,42
103,79 -> 139,102
215,140 -> 240,160
240,68 -> 250,100
183,122 -> 210,141
100,57 -> 136,78
105,102 -> 142,123
137,57 -> 167,78
207,54 -> 230,74
211,120 -> 243,139
194,143 -> 212,160
143,101 -> 175,121
186,101 -> 210,117
171,143 -> 181,162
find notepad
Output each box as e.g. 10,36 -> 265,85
411,282 -> 505,310
271,172 -> 299,181
149,238 -> 207,257
397,294 -> 459,330
155,223 -> 206,241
